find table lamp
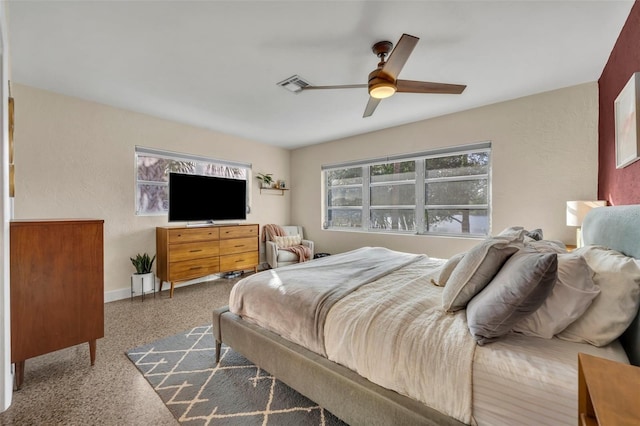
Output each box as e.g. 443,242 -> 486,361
566,200 -> 607,247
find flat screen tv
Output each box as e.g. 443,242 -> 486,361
168,173 -> 247,223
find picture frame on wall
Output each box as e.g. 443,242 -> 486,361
614,72 -> 640,169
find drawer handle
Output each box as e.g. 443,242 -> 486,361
189,249 -> 203,253
235,259 -> 244,263
234,245 -> 244,248
190,266 -> 203,270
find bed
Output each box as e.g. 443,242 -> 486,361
212,204 -> 640,425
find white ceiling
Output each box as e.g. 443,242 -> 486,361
7,1 -> 634,149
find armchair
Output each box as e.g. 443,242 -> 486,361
265,225 -> 314,269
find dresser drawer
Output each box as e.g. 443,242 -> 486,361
169,241 -> 219,262
220,225 -> 259,240
169,257 -> 220,281
220,252 -> 258,272
157,224 -> 258,297
219,237 -> 258,255
168,227 -> 219,244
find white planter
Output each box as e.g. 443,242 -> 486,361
131,272 -> 155,294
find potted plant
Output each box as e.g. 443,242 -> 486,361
130,253 -> 156,295
256,172 -> 274,188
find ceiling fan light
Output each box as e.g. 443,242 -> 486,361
369,82 -> 396,99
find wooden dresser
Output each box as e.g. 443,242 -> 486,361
156,223 -> 259,297
10,219 -> 104,389
578,352 -> 640,425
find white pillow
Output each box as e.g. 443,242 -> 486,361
442,238 -> 520,312
557,246 -> 640,347
273,234 -> 301,249
431,253 -> 465,287
526,240 -> 568,254
513,253 -> 600,339
496,226 -> 526,242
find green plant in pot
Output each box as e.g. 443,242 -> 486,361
130,253 -> 156,295
256,172 -> 274,188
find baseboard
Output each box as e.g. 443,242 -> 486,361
104,265 -> 267,303
104,274 -> 222,303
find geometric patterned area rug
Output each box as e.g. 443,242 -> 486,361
126,325 -> 347,425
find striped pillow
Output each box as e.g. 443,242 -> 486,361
274,234 -> 301,248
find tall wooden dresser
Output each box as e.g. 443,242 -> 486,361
10,219 -> 104,389
156,223 -> 259,297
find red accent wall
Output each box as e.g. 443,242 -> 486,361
599,1 -> 640,205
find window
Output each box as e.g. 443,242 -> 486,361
325,167 -> 363,228
135,147 -> 250,215
323,142 -> 491,236
370,160 -> 417,231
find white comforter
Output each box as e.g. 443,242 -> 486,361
325,257 -> 477,425
230,248 -> 477,424
229,247 -> 424,355
228,246 -> 632,425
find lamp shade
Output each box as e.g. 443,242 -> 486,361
566,201 -> 607,226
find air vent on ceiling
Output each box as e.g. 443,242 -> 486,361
277,75 -> 311,93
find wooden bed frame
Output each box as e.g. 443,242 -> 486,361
213,205 -> 640,425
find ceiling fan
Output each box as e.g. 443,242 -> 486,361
300,33 -> 467,118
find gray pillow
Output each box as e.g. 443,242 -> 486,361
442,238 -> 520,312
466,249 -> 558,345
513,253 -> 599,339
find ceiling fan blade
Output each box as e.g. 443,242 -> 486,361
302,84 -> 368,91
363,97 -> 382,117
396,80 -> 466,94
380,34 -> 419,81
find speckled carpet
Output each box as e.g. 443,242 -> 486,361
126,324 -> 346,425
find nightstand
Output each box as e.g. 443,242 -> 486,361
565,244 -> 577,252
578,353 -> 640,425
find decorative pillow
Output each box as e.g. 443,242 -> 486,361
466,249 -> 558,345
526,240 -> 568,254
496,226 -> 526,242
557,246 -> 640,347
431,253 -> 465,287
273,234 -> 301,249
442,238 -> 520,312
513,253 -> 600,339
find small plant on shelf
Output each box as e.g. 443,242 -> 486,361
130,253 -> 156,274
256,172 -> 274,188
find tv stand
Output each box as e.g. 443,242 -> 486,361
156,223 -> 259,297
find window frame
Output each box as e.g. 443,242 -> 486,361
322,142 -> 491,237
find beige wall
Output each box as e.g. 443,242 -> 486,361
11,82 -> 600,298
291,83 -> 599,258
12,84 -> 290,299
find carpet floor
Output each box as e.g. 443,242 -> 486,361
126,324 -> 347,426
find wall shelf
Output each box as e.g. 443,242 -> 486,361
260,187 -> 289,196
